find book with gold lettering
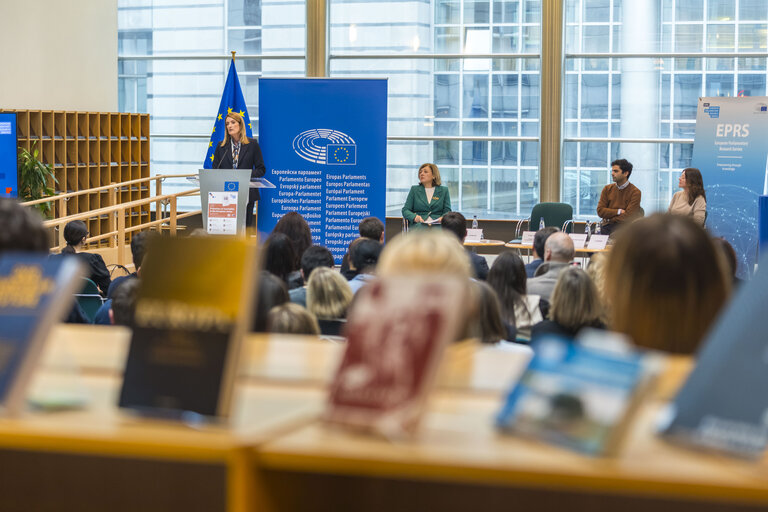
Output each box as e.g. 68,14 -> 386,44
324,276 -> 468,438
118,235 -> 258,420
0,253 -> 84,416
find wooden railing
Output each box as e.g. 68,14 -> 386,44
22,174 -> 202,266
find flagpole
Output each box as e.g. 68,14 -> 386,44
231,51 -> 236,62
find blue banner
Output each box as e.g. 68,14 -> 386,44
203,58 -> 252,168
258,79 -> 388,263
692,97 -> 768,278
0,113 -> 18,198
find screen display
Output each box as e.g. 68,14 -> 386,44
0,113 -> 18,198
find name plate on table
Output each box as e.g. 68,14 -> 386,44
465,228 -> 483,242
119,236 -> 258,420
521,231 -> 536,245
587,235 -> 609,251
569,233 -> 588,249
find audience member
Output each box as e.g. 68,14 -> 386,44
347,238 -> 382,294
440,211 -> 489,280
263,232 -> 302,289
378,231 -> 471,279
605,214 -> 730,354
340,216 -> 385,279
465,280 -> 509,344
252,271 -> 289,332
585,251 -> 609,323
306,266 -> 353,336
267,303 -> 321,336
60,220 -> 111,296
597,158 -> 642,235
272,211 -> 313,272
531,267 -> 605,340
110,277 -> 140,327
527,232 -> 575,300
668,167 -> 706,227
712,237 -> 742,287
487,251 -> 547,340
526,226 -> 559,278
107,231 -> 147,299
289,245 -> 335,307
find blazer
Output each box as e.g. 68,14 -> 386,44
401,184 -> 451,227
212,138 -> 266,201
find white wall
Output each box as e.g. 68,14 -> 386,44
0,0 -> 117,111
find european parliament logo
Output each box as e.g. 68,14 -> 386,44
703,104 -> 720,119
293,129 -> 357,165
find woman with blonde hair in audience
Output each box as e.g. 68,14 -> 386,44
267,303 -> 320,335
306,266 -> 353,336
605,213 -> 730,354
531,267 -> 605,340
668,167 -> 707,227
377,230 -> 471,279
586,251 -> 609,323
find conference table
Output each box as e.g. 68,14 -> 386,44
6,325 -> 768,512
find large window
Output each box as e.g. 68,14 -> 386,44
118,0 -> 768,218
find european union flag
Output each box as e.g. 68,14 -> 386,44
203,58 -> 253,168
327,144 -> 357,165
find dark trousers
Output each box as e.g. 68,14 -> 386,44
246,199 -> 256,227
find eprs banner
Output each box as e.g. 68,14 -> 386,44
692,97 -> 768,278
258,79 -> 387,263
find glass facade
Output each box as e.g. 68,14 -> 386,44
118,0 -> 768,218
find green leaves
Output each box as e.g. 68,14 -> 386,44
18,141 -> 57,216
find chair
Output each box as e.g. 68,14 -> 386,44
74,277 -> 106,323
401,217 -> 409,233
530,202 -> 574,233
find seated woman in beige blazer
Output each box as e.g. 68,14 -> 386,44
668,167 -> 706,227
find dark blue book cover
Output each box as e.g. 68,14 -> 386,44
496,336 -> 651,456
0,253 -> 83,414
661,252 -> 768,458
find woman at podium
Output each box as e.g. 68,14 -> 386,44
401,163 -> 452,229
212,112 -> 266,227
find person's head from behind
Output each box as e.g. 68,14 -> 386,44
440,211 -> 467,242
359,217 -> 385,242
610,158 -> 633,183
487,251 -> 527,324
377,231 -> 471,279
62,220 -> 88,253
253,271 -> 289,332
306,267 -> 353,320
263,232 -> 297,282
130,231 -> 148,272
300,245 -> 334,283
533,226 -> 559,260
549,267 -> 603,333
0,199 -> 48,253
110,278 -> 140,327
605,213 -> 730,354
273,211 -> 313,268
543,232 -> 574,263
466,280 -> 507,344
586,251 -> 609,320
349,238 -> 382,275
267,303 -> 320,335
712,237 -> 738,280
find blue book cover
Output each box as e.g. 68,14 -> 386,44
496,336 -> 652,456
0,253 -> 84,415
660,252 -> 768,458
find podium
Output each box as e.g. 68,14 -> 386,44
197,169 -> 275,235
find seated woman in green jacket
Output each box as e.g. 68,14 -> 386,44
402,163 -> 452,229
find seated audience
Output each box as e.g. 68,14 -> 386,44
465,280 -> 510,344
347,238 -> 382,294
341,216 -> 386,279
272,211 -> 313,276
263,232 -> 302,289
668,167 -> 706,227
585,251 -> 609,324
440,211 -> 489,280
531,267 -> 605,340
107,231 -> 147,299
527,232 -> 575,300
487,251 -> 547,340
289,245 -> 335,307
526,226 -> 559,278
712,237 -> 743,288
605,214 -> 730,354
267,303 -> 321,336
377,231 -> 471,279
61,220 -> 111,296
252,271 -> 289,332
306,267 -> 353,336
110,278 -> 140,327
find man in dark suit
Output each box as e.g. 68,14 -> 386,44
441,212 -> 489,280
211,112 -> 266,227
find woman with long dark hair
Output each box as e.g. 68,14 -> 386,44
272,211 -> 313,271
61,220 -> 111,296
486,251 -> 547,340
262,232 -> 302,289
668,167 -> 707,226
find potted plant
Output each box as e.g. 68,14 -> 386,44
18,140 -> 57,216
